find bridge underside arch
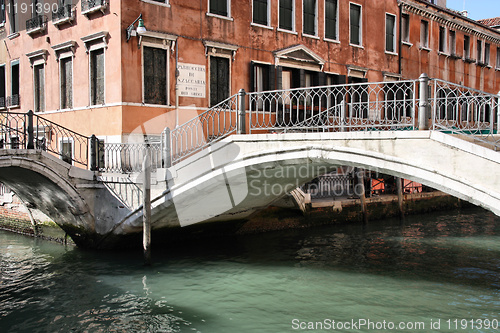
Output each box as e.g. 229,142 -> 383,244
0,151 -> 96,246
119,132 -> 500,233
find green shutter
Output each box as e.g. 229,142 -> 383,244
253,0 -> 267,25
350,4 -> 361,45
303,0 -> 315,35
386,15 -> 395,52
325,0 -> 337,40
279,0 -> 293,30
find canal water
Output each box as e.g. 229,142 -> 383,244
1,208 -> 500,332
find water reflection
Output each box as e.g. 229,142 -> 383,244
1,208 -> 500,332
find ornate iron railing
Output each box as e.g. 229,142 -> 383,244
81,0 -> 107,13
430,79 -> 500,150
99,142 -> 162,173
170,94 -> 240,164
52,4 -> 73,22
26,15 -> 47,32
248,80 -> 418,133
0,111 -> 90,167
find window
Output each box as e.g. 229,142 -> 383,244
0,0 -> 5,24
10,60 -> 19,107
8,0 -> 18,34
303,0 -> 316,36
251,62 -> 274,110
438,26 -> 446,53
145,0 -> 169,4
209,0 -> 228,17
60,57 -> 73,109
485,43 -> 490,66
60,138 -> 73,165
33,63 -> 44,112
279,0 -> 293,31
477,40 -> 483,63
325,0 -> 338,40
350,3 -> 362,46
449,30 -> 456,56
0,65 -> 5,108
464,35 -> 470,59
385,14 -> 396,53
497,47 -> 500,69
90,48 -> 104,105
420,20 -> 429,49
253,0 -> 268,26
401,13 -> 410,43
210,57 -> 230,107
143,46 -> 167,105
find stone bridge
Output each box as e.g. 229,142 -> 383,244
0,130 -> 499,248
1,76 -> 500,248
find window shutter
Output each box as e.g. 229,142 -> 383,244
303,0 -> 315,35
250,61 -> 255,92
143,47 -> 167,105
325,0 -> 337,39
350,4 -> 361,45
279,0 -> 293,30
253,0 -> 267,25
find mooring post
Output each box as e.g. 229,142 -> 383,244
143,148 -> 152,266
419,73 -> 430,130
26,110 -> 34,149
356,168 -> 368,224
396,177 -> 405,218
237,89 -> 246,134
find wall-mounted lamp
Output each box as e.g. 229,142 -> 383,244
126,13 -> 147,42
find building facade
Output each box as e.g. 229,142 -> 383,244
0,0 -> 499,152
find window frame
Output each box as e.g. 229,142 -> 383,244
420,20 -> 429,50
438,26 -> 447,54
349,2 -> 362,47
496,47 -> 500,70
89,46 -> 105,106
33,62 -> 45,113
449,30 -> 456,56
208,0 -> 231,19
324,0 -> 338,42
252,0 -> 270,27
385,13 -> 397,54
140,0 -> 170,7
59,137 -> 74,165
141,41 -> 170,106
302,0 -> 318,37
10,59 -> 19,108
464,35 -> 471,60
0,64 -> 5,109
477,39 -> 483,64
59,55 -> 73,110
401,13 -> 410,45
278,0 -> 295,33
209,55 -> 231,107
484,43 -> 490,66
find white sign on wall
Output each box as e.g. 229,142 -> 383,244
177,63 -> 206,98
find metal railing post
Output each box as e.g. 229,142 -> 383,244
340,100 -> 346,132
162,127 -> 172,168
27,110 -> 34,149
238,89 -> 246,134
90,134 -> 97,171
419,73 -> 430,130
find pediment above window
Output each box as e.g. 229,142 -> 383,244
274,45 -> 325,71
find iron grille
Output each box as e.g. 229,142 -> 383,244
26,15 -> 47,32
52,4 -> 73,22
81,0 -> 107,12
